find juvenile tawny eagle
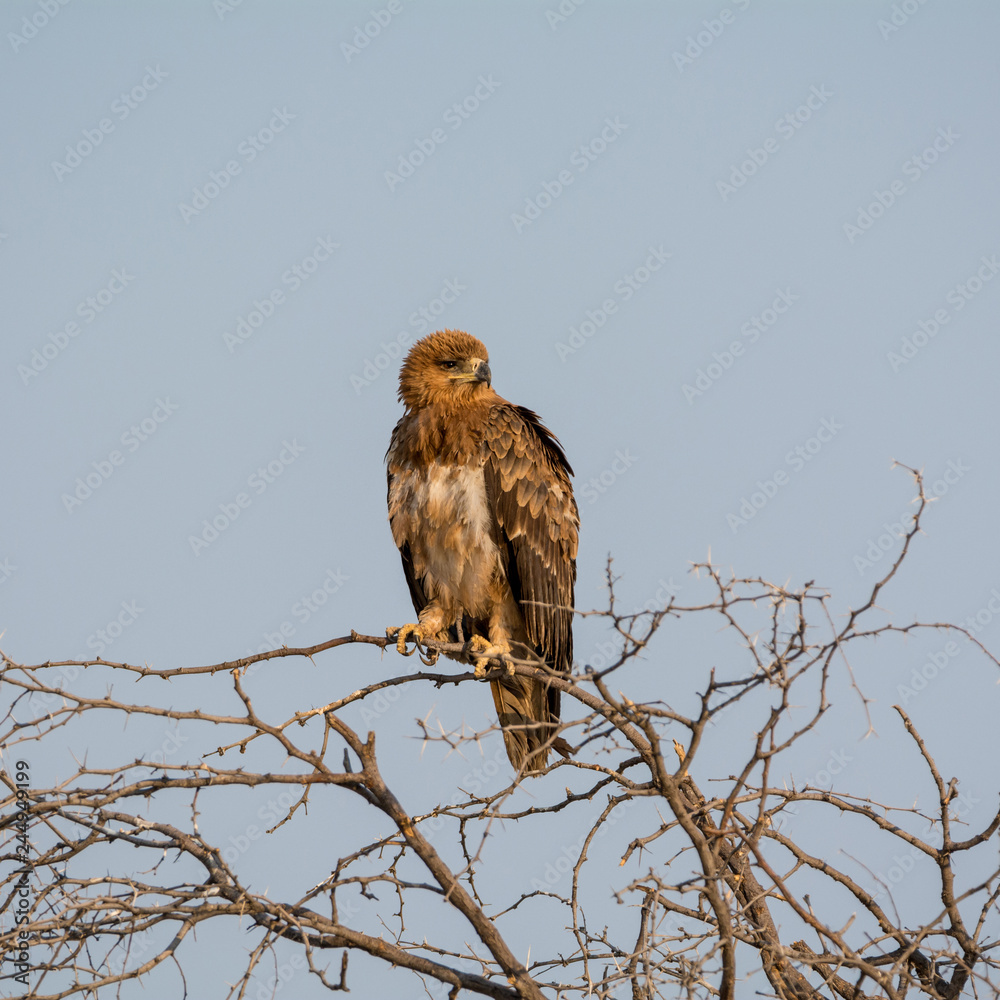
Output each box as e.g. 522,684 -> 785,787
386,330 -> 578,773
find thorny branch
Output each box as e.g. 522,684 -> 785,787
1,466 -> 998,998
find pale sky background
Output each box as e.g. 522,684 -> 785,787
2,2 -> 999,997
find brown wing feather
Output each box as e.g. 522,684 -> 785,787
386,419 -> 426,615
482,403 -> 578,675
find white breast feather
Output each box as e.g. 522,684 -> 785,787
408,463 -> 499,615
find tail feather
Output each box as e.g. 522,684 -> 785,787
489,675 -> 570,774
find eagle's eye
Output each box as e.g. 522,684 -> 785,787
439,359 -> 459,370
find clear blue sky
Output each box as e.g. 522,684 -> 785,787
3,2 -> 999,996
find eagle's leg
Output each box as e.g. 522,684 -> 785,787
489,598 -> 522,678
467,596 -> 519,677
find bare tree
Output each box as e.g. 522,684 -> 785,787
2,466 -> 999,999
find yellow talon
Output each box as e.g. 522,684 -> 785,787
465,635 -> 492,676
387,623 -> 425,656
465,635 -> 512,677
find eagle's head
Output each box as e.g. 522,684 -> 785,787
398,330 -> 492,409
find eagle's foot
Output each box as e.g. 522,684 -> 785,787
387,623 -> 429,658
465,635 -> 513,678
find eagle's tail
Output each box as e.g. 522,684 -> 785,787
489,675 -> 571,775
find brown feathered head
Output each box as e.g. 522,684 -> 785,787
397,330 -> 492,409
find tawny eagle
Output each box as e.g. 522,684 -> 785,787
386,331 -> 578,773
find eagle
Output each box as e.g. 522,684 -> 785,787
386,330 -> 579,773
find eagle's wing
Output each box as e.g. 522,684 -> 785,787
482,403 -> 578,674
386,416 -> 429,617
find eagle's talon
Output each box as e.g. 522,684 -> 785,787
465,635 -> 511,678
388,623 -> 426,657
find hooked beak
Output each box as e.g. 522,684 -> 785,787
471,358 -> 491,387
